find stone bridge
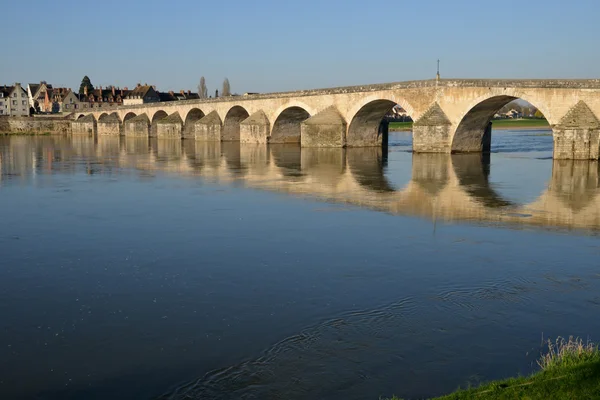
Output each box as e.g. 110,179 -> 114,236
71,79 -> 600,159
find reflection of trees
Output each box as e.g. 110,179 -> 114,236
549,160 -> 600,211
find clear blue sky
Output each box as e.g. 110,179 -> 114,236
2,0 -> 599,94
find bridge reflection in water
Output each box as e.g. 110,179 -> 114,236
2,135 -> 600,233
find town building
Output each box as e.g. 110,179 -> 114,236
123,84 -> 160,105
77,86 -> 130,111
0,83 -> 30,116
27,82 -> 55,113
159,90 -> 200,102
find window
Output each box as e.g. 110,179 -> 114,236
0,110 -> 3,114
13,93 -> 17,98
65,105 -> 69,109
22,100 -> 26,105
12,100 -> 17,105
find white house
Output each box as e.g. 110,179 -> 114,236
0,83 -> 30,116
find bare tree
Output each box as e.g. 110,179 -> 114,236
198,77 -> 208,99
222,78 -> 231,96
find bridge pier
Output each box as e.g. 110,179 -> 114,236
156,113 -> 183,139
98,116 -> 122,136
412,103 -> 453,153
301,107 -> 346,148
72,115 -> 96,136
124,114 -> 150,137
553,101 -> 600,159
195,111 -> 222,141
240,111 -> 270,144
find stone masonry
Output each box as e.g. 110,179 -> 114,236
70,79 -> 600,159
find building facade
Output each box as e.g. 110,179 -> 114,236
0,83 -> 30,116
123,84 -> 160,105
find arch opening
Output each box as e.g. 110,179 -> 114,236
347,100 -> 412,148
223,106 -> 249,141
270,107 -> 310,144
184,108 -> 205,138
452,96 -> 549,153
77,114 -> 86,120
123,112 -> 137,123
98,113 -> 109,122
151,110 -> 169,137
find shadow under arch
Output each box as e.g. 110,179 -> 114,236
270,107 -> 311,144
151,110 -> 168,137
347,99 -> 412,148
346,147 -> 395,192
183,108 -> 205,139
223,106 -> 250,141
451,95 -> 548,153
123,112 -> 137,123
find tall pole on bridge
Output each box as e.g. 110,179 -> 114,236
436,59 -> 440,81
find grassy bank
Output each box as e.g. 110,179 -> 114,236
491,118 -> 549,129
387,337 -> 600,400
388,122 -> 413,131
388,119 -> 549,132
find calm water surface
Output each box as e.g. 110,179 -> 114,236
1,130 -> 600,400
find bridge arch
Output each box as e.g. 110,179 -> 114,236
76,114 -> 86,120
151,110 -> 168,137
223,106 -> 250,141
98,113 -> 109,122
183,108 -> 205,138
451,92 -> 550,153
347,97 -> 415,147
123,112 -> 137,122
270,106 -> 311,144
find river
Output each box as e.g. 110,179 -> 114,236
1,130 -> 600,400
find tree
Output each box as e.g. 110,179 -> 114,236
222,78 -> 231,96
79,76 -> 94,95
198,76 -> 207,99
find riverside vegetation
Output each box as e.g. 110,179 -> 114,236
387,336 -> 600,400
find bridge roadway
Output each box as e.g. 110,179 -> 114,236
71,79 -> 600,160
20,135 -> 596,233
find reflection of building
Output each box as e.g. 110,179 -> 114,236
0,83 -> 30,116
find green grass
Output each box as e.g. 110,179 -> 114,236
386,337 -> 600,400
491,118 -> 549,128
388,122 -> 413,131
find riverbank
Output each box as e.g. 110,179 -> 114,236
0,116 -> 72,135
387,337 -> 600,400
388,119 -> 550,132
